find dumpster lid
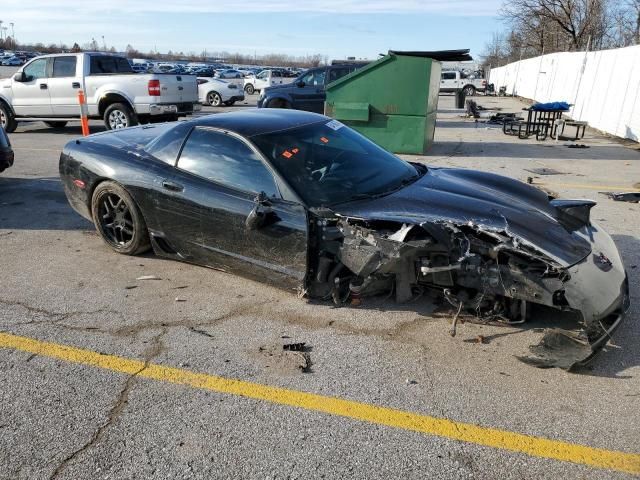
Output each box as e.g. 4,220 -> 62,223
388,49 -> 473,62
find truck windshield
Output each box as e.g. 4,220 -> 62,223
251,120 -> 420,207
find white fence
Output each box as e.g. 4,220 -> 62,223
489,45 -> 640,141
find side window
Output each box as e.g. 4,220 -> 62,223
328,68 -> 348,83
177,128 -> 278,196
442,72 -> 456,80
52,56 -> 77,78
23,59 -> 47,81
257,71 -> 268,79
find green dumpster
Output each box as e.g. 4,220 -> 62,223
324,50 -> 471,154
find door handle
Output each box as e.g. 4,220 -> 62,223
72,82 -> 81,88
40,83 -> 48,90
162,180 -> 184,192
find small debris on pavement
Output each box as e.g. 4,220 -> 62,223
600,191 -> 640,203
124,285 -> 138,290
525,167 -> 564,176
175,297 -> 187,302
566,144 -> 590,149
283,342 -> 306,352
136,275 -> 161,281
406,379 -> 417,385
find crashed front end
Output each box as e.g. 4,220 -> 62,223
306,195 -> 629,370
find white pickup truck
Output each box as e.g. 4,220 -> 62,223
0,52 -> 200,132
243,69 -> 292,95
440,70 -> 487,96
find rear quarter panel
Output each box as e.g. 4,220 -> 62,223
59,128 -> 176,228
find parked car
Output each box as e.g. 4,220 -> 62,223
440,70 -> 487,96
257,64 -> 362,113
215,69 -> 243,79
0,53 -> 201,132
197,78 -> 244,106
244,69 -> 293,95
1,56 -> 23,66
58,109 -> 629,370
0,127 -> 14,173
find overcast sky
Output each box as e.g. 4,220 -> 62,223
2,1 -> 503,60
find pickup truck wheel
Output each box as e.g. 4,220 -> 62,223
0,103 -> 17,133
463,85 -> 476,96
104,103 -> 138,130
207,92 -> 222,107
44,121 -> 68,129
267,98 -> 290,109
91,181 -> 150,255
244,84 -> 255,95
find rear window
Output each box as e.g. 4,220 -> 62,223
90,56 -> 133,74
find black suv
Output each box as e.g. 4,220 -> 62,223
257,64 -> 362,113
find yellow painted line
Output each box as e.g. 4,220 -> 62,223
534,181 -> 640,192
1,331 -> 639,475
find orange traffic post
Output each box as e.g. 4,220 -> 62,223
77,89 -> 90,137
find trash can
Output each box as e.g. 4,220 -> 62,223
455,89 -> 466,109
325,50 -> 472,154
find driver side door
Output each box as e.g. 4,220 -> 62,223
291,68 -> 326,113
170,127 -> 308,288
11,58 -> 53,116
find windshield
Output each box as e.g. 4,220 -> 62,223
251,120 -> 420,207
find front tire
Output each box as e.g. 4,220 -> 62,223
104,102 -> 138,130
91,181 -> 150,255
207,92 -> 222,107
244,84 -> 255,95
0,102 -> 17,133
44,121 -> 68,129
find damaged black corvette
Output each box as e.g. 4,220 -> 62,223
59,110 -> 630,369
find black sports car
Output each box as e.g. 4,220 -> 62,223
0,126 -> 14,173
59,110 -> 629,369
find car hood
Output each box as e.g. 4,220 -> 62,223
332,167 -> 592,267
263,83 -> 292,93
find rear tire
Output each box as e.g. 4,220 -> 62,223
267,98 -> 291,109
91,181 -> 150,255
463,85 -> 476,96
104,102 -> 138,130
44,121 -> 68,129
244,84 -> 255,95
207,92 -> 222,107
0,102 -> 17,133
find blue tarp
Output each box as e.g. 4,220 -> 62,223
531,101 -> 571,111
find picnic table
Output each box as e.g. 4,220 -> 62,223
503,102 -> 571,140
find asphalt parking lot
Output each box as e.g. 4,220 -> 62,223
1,88 -> 639,479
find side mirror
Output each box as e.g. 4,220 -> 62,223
13,72 -> 26,82
296,81 -> 305,88
245,192 -> 270,231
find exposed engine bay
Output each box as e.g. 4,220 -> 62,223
305,209 -> 629,371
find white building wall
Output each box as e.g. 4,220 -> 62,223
489,45 -> 640,141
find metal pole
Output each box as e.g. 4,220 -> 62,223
512,48 -> 523,96
572,35 -> 591,119
533,45 -> 545,101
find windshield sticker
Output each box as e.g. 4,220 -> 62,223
320,137 -> 329,144
292,148 -> 300,154
325,120 -> 343,131
282,150 -> 293,159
